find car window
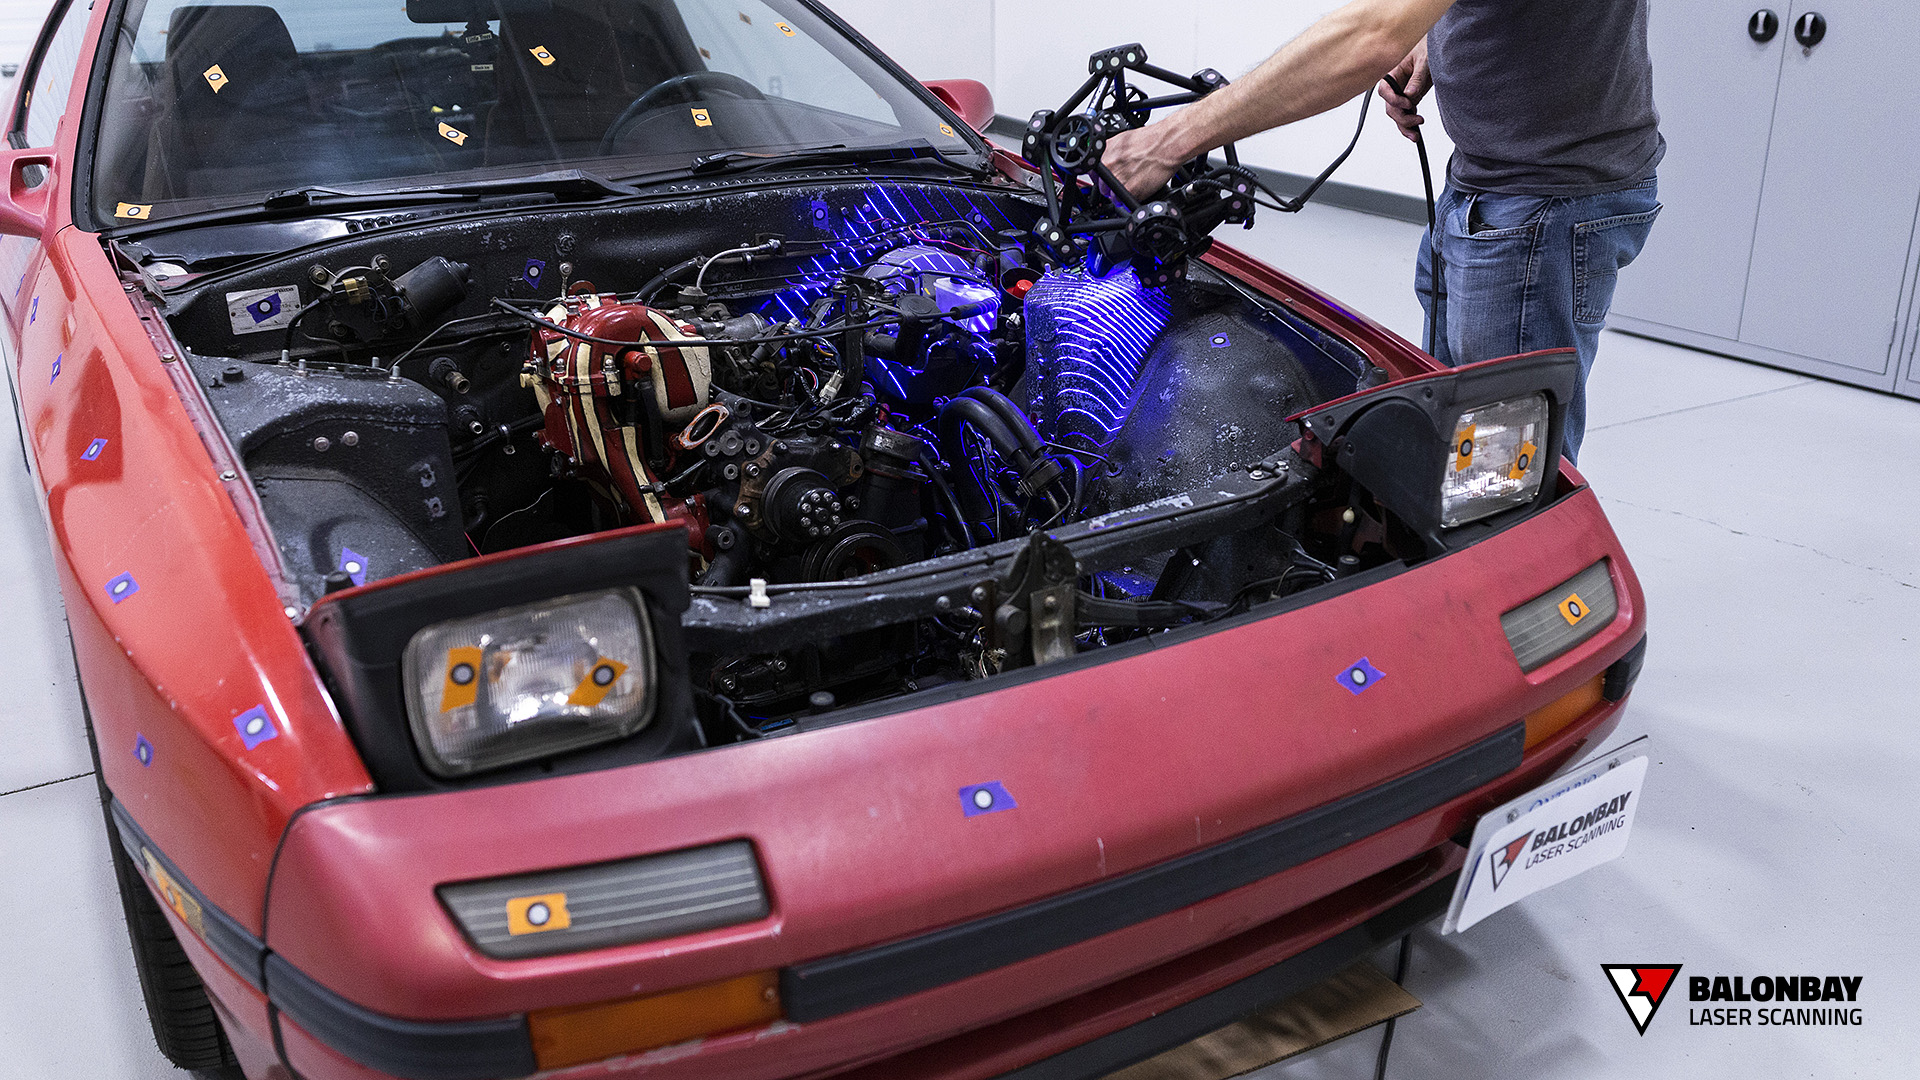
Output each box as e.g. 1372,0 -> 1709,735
87,0 -> 974,227
674,0 -> 892,125
15,0 -> 92,149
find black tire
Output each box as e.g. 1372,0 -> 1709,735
103,829 -> 243,1073
75,665 -> 244,1076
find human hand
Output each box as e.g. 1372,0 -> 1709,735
1378,40 -> 1431,142
1100,124 -> 1187,203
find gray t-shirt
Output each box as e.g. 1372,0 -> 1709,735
1427,0 -> 1665,195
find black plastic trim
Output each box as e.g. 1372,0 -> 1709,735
1602,634 -> 1649,702
108,799 -> 268,992
301,525 -> 700,794
993,870 -> 1458,1080
265,955 -> 535,1080
781,723 -> 1524,1022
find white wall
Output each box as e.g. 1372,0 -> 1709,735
0,1 -> 55,97
824,0 -> 996,87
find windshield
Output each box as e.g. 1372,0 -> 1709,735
89,0 -> 981,225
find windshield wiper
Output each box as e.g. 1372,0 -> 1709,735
263,169 -> 640,209
110,169 -> 641,237
627,141 -> 976,185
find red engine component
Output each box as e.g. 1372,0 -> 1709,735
524,294 -> 713,533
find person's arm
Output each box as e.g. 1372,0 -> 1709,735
1103,0 -> 1455,198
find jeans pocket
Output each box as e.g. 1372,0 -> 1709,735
1573,204 -> 1663,323
1459,193 -> 1554,240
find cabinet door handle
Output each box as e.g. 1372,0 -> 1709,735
1794,11 -> 1827,48
1748,9 -> 1779,42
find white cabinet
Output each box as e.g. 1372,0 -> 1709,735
1612,0 -> 1920,398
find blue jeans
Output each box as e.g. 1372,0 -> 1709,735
1415,177 -> 1661,463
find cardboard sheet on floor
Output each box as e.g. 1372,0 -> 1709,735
1104,962 -> 1420,1080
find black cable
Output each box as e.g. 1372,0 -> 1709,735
1382,73 -> 1444,359
1374,934 -> 1414,1080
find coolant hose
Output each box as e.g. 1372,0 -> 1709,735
937,395 -> 1034,524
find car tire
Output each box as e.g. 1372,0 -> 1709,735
73,664 -> 244,1077
102,792 -> 245,1075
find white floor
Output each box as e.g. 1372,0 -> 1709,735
1,204 -> 1916,1079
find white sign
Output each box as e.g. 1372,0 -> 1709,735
1445,747 -> 1649,933
226,287 -> 302,335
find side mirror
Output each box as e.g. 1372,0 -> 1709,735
923,79 -> 995,134
0,148 -> 55,239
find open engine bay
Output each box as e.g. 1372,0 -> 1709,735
135,174 -> 1425,744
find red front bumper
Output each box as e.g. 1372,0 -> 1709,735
218,483 -> 1641,1080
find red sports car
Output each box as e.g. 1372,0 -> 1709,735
1,1 -> 1644,1078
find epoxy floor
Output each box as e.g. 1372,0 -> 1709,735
1,202 -> 1915,1079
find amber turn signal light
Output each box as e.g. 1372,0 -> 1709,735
529,970 -> 782,1070
1523,674 -> 1606,750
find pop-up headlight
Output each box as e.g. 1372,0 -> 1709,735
402,590 -> 656,777
1441,393 -> 1548,527
1298,349 -> 1580,555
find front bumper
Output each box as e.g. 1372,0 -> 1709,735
157,483 -> 1643,1080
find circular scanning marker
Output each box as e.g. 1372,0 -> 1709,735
246,715 -> 266,735
1459,439 -> 1474,457
593,663 -> 617,687
451,662 -> 477,685
1350,667 -> 1368,685
972,788 -> 994,810
112,580 -> 130,595
344,561 -> 362,575
1567,602 -> 1584,618
526,902 -> 550,926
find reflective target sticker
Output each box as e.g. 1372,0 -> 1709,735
143,849 -> 206,937
28,297 -> 36,323
48,353 -> 60,383
529,45 -> 556,66
339,547 -> 368,587
938,122 -> 955,138
960,781 -> 1017,817
226,286 -> 301,335
82,438 -> 107,461
523,258 -> 547,289
567,658 -> 628,707
233,704 -> 279,750
1509,440 -> 1539,481
116,203 -> 154,220
506,892 -> 571,935
106,572 -> 139,603
442,646 -> 483,711
133,734 -> 155,767
1336,657 -> 1385,696
203,64 -> 229,93
1454,424 -> 1477,472
439,122 -> 470,146
775,21 -> 795,36
1558,593 -> 1590,627
690,108 -> 713,128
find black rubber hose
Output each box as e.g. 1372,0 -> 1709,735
937,395 -> 1033,524
636,256 -> 707,303
957,386 -> 1047,459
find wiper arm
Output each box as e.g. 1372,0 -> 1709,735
111,170 -> 641,236
625,141 -> 972,185
265,169 -> 641,208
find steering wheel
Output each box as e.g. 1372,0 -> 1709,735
601,71 -> 768,154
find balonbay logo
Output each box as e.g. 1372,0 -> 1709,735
1603,965 -> 1681,1034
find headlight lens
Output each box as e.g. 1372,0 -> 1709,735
1440,394 -> 1549,527
401,589 -> 655,777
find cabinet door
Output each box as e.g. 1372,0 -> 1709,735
1738,1 -> 1920,376
1611,0 -> 1785,339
